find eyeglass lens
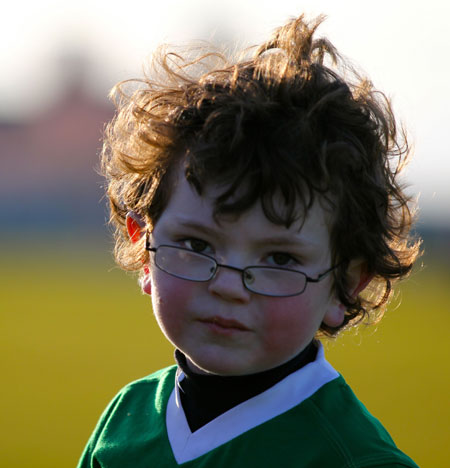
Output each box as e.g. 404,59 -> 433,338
155,246 -> 215,281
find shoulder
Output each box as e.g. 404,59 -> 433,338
89,364 -> 177,439
301,376 -> 419,467
109,364 -> 177,412
120,364 -> 177,395
76,365 -> 178,468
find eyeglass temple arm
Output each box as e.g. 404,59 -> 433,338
306,262 -> 342,283
144,231 -> 155,252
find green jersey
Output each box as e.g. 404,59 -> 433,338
77,345 -> 418,467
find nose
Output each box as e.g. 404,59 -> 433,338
208,265 -> 251,303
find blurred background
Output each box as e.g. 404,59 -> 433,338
1,1 -> 449,467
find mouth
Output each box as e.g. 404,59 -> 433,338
199,316 -> 250,332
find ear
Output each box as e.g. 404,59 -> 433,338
126,212 -> 151,295
347,258 -> 373,297
323,304 -> 345,328
322,258 -> 373,328
126,211 -> 146,243
140,266 -> 152,296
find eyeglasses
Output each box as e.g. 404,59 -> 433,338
145,242 -> 338,298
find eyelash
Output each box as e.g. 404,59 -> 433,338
266,252 -> 302,268
179,237 -> 212,253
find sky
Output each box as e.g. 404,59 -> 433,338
2,0 -> 449,226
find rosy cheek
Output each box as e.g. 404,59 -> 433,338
152,275 -> 196,336
260,296 -> 315,353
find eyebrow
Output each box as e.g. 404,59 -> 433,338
174,219 -> 225,239
173,219 -> 318,249
254,236 -> 317,248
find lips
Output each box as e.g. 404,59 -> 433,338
200,316 -> 250,331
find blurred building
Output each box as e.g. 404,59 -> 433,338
0,54 -> 114,236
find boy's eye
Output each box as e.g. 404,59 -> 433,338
183,238 -> 210,253
268,252 -> 297,267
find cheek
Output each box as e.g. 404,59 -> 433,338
151,274 -> 195,337
260,295 -> 319,352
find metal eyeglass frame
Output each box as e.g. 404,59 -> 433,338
145,236 -> 339,298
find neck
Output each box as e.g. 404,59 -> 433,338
175,341 -> 318,432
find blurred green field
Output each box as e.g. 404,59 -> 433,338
1,240 -> 449,468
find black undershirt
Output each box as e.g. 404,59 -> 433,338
175,341 -> 318,432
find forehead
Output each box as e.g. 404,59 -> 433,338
155,168 -> 332,248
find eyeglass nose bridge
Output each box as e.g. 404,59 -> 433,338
208,261 -> 258,294
210,261 -> 249,281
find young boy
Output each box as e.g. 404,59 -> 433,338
78,15 -> 421,467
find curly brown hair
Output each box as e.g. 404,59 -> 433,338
101,14 -> 421,336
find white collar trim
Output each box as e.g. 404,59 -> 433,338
166,343 -> 339,464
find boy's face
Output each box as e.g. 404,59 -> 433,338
147,170 -> 342,376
